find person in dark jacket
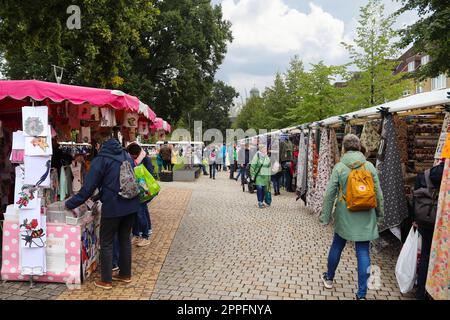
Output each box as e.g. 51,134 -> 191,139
127,143 -> 156,248
65,133 -> 139,290
413,160 -> 444,300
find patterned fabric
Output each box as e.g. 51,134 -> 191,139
329,128 -> 340,166
310,127 -> 332,215
393,114 -> 408,163
376,114 -> 408,232
360,121 -> 381,153
306,130 -> 316,206
426,158 -> 450,300
296,131 -> 309,196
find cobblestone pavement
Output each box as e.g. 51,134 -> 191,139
151,170 -> 416,300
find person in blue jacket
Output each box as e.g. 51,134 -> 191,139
221,143 -> 227,172
65,132 -> 139,290
127,143 -> 156,248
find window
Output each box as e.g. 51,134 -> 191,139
416,82 -> 424,94
408,61 -> 415,72
431,74 -> 447,90
421,55 -> 430,66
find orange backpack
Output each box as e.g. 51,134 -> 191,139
345,163 -> 377,211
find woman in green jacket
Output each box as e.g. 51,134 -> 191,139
250,145 -> 272,208
320,134 -> 384,300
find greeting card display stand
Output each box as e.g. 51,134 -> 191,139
1,212 -> 99,285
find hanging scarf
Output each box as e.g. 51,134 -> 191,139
329,128 -> 340,166
296,131 -> 308,197
360,121 -> 381,154
311,127 -> 332,215
306,130 -> 317,208
426,158 -> 450,300
376,113 -> 408,232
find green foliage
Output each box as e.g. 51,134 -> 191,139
396,0 -> 450,79
122,0 -> 233,124
233,96 -> 265,131
0,0 -> 159,87
192,80 -> 238,136
341,0 -> 409,109
0,0 -> 234,127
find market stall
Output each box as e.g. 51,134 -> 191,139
0,80 -> 158,285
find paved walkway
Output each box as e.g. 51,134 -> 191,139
0,170 -> 415,300
151,171 -> 414,300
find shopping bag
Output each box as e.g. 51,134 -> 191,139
265,190 -> 272,205
134,164 -> 161,203
202,159 -> 208,167
395,226 -> 419,293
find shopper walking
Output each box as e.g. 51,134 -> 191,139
209,147 -> 217,179
156,151 -> 163,177
66,131 -> 140,289
159,141 -> 172,171
320,134 -> 384,300
221,143 -> 227,172
250,145 -> 272,209
127,143 -> 156,247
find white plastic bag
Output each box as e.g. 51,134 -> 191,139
395,226 -> 419,293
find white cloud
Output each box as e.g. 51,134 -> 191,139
219,0 -> 350,98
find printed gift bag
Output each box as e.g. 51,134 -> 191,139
100,108 -> 117,127
10,131 -> 25,164
123,113 -> 139,128
22,106 -> 48,137
138,121 -> 149,135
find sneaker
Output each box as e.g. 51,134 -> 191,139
355,294 -> 367,300
137,238 -> 151,247
258,202 -> 265,209
322,272 -> 333,289
112,275 -> 132,283
94,281 -> 112,290
112,266 -> 119,272
131,237 -> 140,245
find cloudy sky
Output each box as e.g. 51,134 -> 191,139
212,0 -> 419,102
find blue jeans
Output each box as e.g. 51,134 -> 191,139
256,185 -> 267,204
281,161 -> 292,191
271,172 -> 281,194
327,233 -> 370,299
209,163 -> 216,178
132,203 -> 150,239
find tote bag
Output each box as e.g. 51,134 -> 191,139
134,164 -> 161,203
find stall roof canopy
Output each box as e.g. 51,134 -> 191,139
151,117 -> 171,133
237,89 -> 450,143
0,79 -> 156,121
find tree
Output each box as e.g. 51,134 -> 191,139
233,96 -> 266,131
0,0 -> 159,87
122,0 -> 233,124
287,61 -> 345,124
342,0 -> 409,109
193,80 -> 238,136
262,73 -> 291,130
396,0 -> 450,79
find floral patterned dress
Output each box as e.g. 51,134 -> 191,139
311,127 -> 332,215
306,130 -> 317,207
296,131 -> 309,197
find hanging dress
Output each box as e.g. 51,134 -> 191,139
376,113 -> 408,232
311,127 -> 332,215
296,131 -> 309,197
360,120 -> 381,155
329,128 -> 340,166
306,130 -> 317,208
